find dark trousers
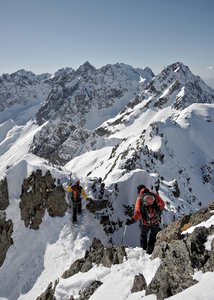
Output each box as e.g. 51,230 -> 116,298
140,223 -> 159,254
72,200 -> 82,222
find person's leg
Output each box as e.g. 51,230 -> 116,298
78,200 -> 82,215
72,202 -> 77,223
147,224 -> 159,254
140,224 -> 149,250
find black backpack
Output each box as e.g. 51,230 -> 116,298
140,192 -> 162,225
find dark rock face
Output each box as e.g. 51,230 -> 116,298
0,178 -> 9,210
19,169 -> 67,230
145,200 -> 214,300
0,212 -> 13,267
86,199 -> 108,213
36,281 -> 58,300
131,273 -> 147,293
156,201 -> 214,245
204,238 -> 214,272
86,181 -> 121,239
62,237 -> 128,279
77,281 -> 103,300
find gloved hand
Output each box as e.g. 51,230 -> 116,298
86,198 -> 91,201
125,218 -> 136,226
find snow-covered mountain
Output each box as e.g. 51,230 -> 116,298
29,62 -> 154,165
0,70 -> 52,125
0,61 -> 214,300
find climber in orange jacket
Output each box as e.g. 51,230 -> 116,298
126,184 -> 165,254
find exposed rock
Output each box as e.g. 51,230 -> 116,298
86,199 -> 109,213
47,185 -> 67,217
204,249 -> 214,272
77,281 -> 103,300
131,273 -> 147,293
0,178 -> 9,210
146,201 -> 214,300
62,237 -> 128,279
85,181 -> 124,242
156,200 -> 214,244
0,212 -> 13,267
20,169 -> 67,230
36,281 -> 58,300
156,214 -> 190,244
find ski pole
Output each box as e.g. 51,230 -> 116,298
121,224 -> 127,244
161,214 -> 165,242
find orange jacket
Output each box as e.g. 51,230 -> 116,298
132,188 -> 165,225
66,185 -> 87,199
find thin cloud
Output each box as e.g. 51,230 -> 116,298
207,66 -> 213,70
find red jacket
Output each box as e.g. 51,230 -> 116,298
133,188 -> 165,225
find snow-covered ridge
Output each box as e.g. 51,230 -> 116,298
0,155 -> 214,300
0,61 -> 214,300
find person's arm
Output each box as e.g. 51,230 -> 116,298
132,196 -> 142,221
81,187 -> 88,199
66,185 -> 72,192
126,196 -> 141,225
155,194 -> 165,210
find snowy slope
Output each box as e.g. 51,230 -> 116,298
0,61 -> 214,300
1,154 -> 214,300
66,102 -> 214,224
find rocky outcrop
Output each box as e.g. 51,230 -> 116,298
0,212 -> 13,267
75,281 -> 103,300
37,280 -> 102,300
156,200 -> 214,244
85,180 -> 120,239
86,197 -> 123,240
145,200 -> 214,300
62,237 -> 128,279
131,273 -> 147,293
86,199 -> 108,213
36,281 -> 58,300
20,169 -> 67,230
0,178 -> 9,210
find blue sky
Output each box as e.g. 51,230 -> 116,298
0,0 -> 214,79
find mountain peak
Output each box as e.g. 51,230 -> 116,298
14,69 -> 37,81
77,61 -> 96,73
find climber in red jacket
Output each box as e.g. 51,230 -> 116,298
126,185 -> 165,254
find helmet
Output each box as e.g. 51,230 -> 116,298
137,184 -> 146,194
75,180 -> 80,185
